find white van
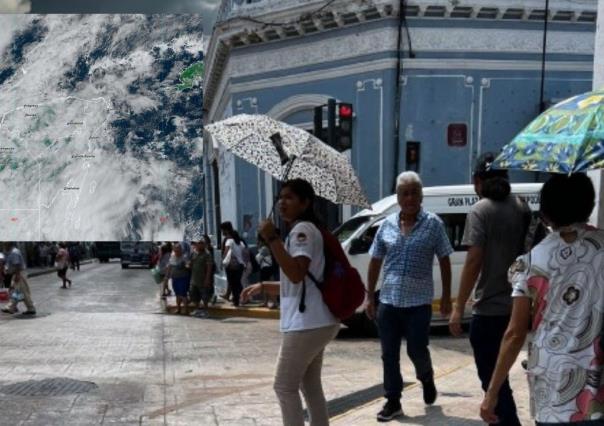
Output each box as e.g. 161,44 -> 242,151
334,183 -> 542,329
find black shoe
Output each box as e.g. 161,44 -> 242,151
422,378 -> 437,405
377,400 -> 403,422
22,310 -> 36,316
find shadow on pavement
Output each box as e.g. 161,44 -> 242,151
393,405 -> 484,425
305,382 -> 413,421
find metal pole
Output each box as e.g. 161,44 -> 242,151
539,0 -> 550,112
392,0 -> 405,192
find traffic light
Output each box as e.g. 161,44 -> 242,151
314,100 -> 353,151
337,102 -> 353,151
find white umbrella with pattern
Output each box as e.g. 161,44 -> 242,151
204,114 -> 370,208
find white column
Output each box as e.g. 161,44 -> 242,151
591,4 -> 604,227
589,170 -> 604,227
594,0 -> 604,90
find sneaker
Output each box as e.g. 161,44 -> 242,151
1,307 -> 17,314
377,400 -> 403,422
422,378 -> 437,405
22,310 -> 36,316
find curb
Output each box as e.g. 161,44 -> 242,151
27,259 -> 97,278
163,298 -> 280,320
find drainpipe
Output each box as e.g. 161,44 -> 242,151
539,0 -> 549,113
392,0 -> 405,193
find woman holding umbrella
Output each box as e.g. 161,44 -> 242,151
241,178 -> 339,426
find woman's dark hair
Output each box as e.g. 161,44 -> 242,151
281,179 -> 322,226
230,230 -> 242,245
540,173 -> 595,227
220,221 -> 234,233
161,242 -> 172,255
473,152 -> 511,201
203,234 -> 213,252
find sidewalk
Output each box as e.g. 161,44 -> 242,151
25,259 -> 96,278
332,351 -> 531,425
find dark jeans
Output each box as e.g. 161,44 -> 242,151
260,267 -> 273,281
537,422 -> 604,426
225,265 -> 243,307
377,303 -> 433,401
3,273 -> 12,288
470,315 -> 521,426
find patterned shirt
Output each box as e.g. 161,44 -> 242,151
369,209 -> 453,308
510,226 -> 604,423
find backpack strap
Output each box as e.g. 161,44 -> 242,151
306,271 -> 321,289
298,279 -> 307,313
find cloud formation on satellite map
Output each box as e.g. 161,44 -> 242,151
0,14 -> 205,241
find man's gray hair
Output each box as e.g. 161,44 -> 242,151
396,171 -> 423,191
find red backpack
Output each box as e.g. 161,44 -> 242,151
298,226 -> 366,320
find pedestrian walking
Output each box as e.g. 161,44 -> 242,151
449,153 -> 532,426
366,171 -> 453,422
3,242 -> 26,290
68,244 -> 81,271
256,235 -> 278,308
480,173 -> 604,425
159,242 -> 173,299
239,233 -> 253,290
39,244 -> 49,267
0,251 -> 5,287
189,239 -> 214,317
221,223 -> 246,307
1,243 -> 35,315
241,178 -> 340,426
165,242 -> 191,315
203,234 -> 218,306
56,243 -> 72,289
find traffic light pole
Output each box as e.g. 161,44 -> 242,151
327,98 -> 336,148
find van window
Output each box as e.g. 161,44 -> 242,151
439,213 -> 468,251
346,215 -> 469,255
334,216 -> 372,243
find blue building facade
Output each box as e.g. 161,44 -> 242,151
203,0 -> 597,242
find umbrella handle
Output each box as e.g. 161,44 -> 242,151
281,156 -> 296,181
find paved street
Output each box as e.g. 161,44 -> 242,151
0,262 -> 531,425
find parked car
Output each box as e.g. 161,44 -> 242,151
335,183 -> 542,331
120,242 -> 154,269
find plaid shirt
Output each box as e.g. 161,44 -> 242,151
369,210 -> 453,308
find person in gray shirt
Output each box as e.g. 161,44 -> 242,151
449,153 -> 531,426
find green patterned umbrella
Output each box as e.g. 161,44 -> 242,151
492,90 -> 604,173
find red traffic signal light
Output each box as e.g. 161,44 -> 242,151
337,102 -> 353,151
339,103 -> 353,119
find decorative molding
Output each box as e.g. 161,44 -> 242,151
227,26 -> 593,81
267,94 -> 334,119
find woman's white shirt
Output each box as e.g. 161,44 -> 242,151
224,239 -> 245,265
280,221 -> 338,332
